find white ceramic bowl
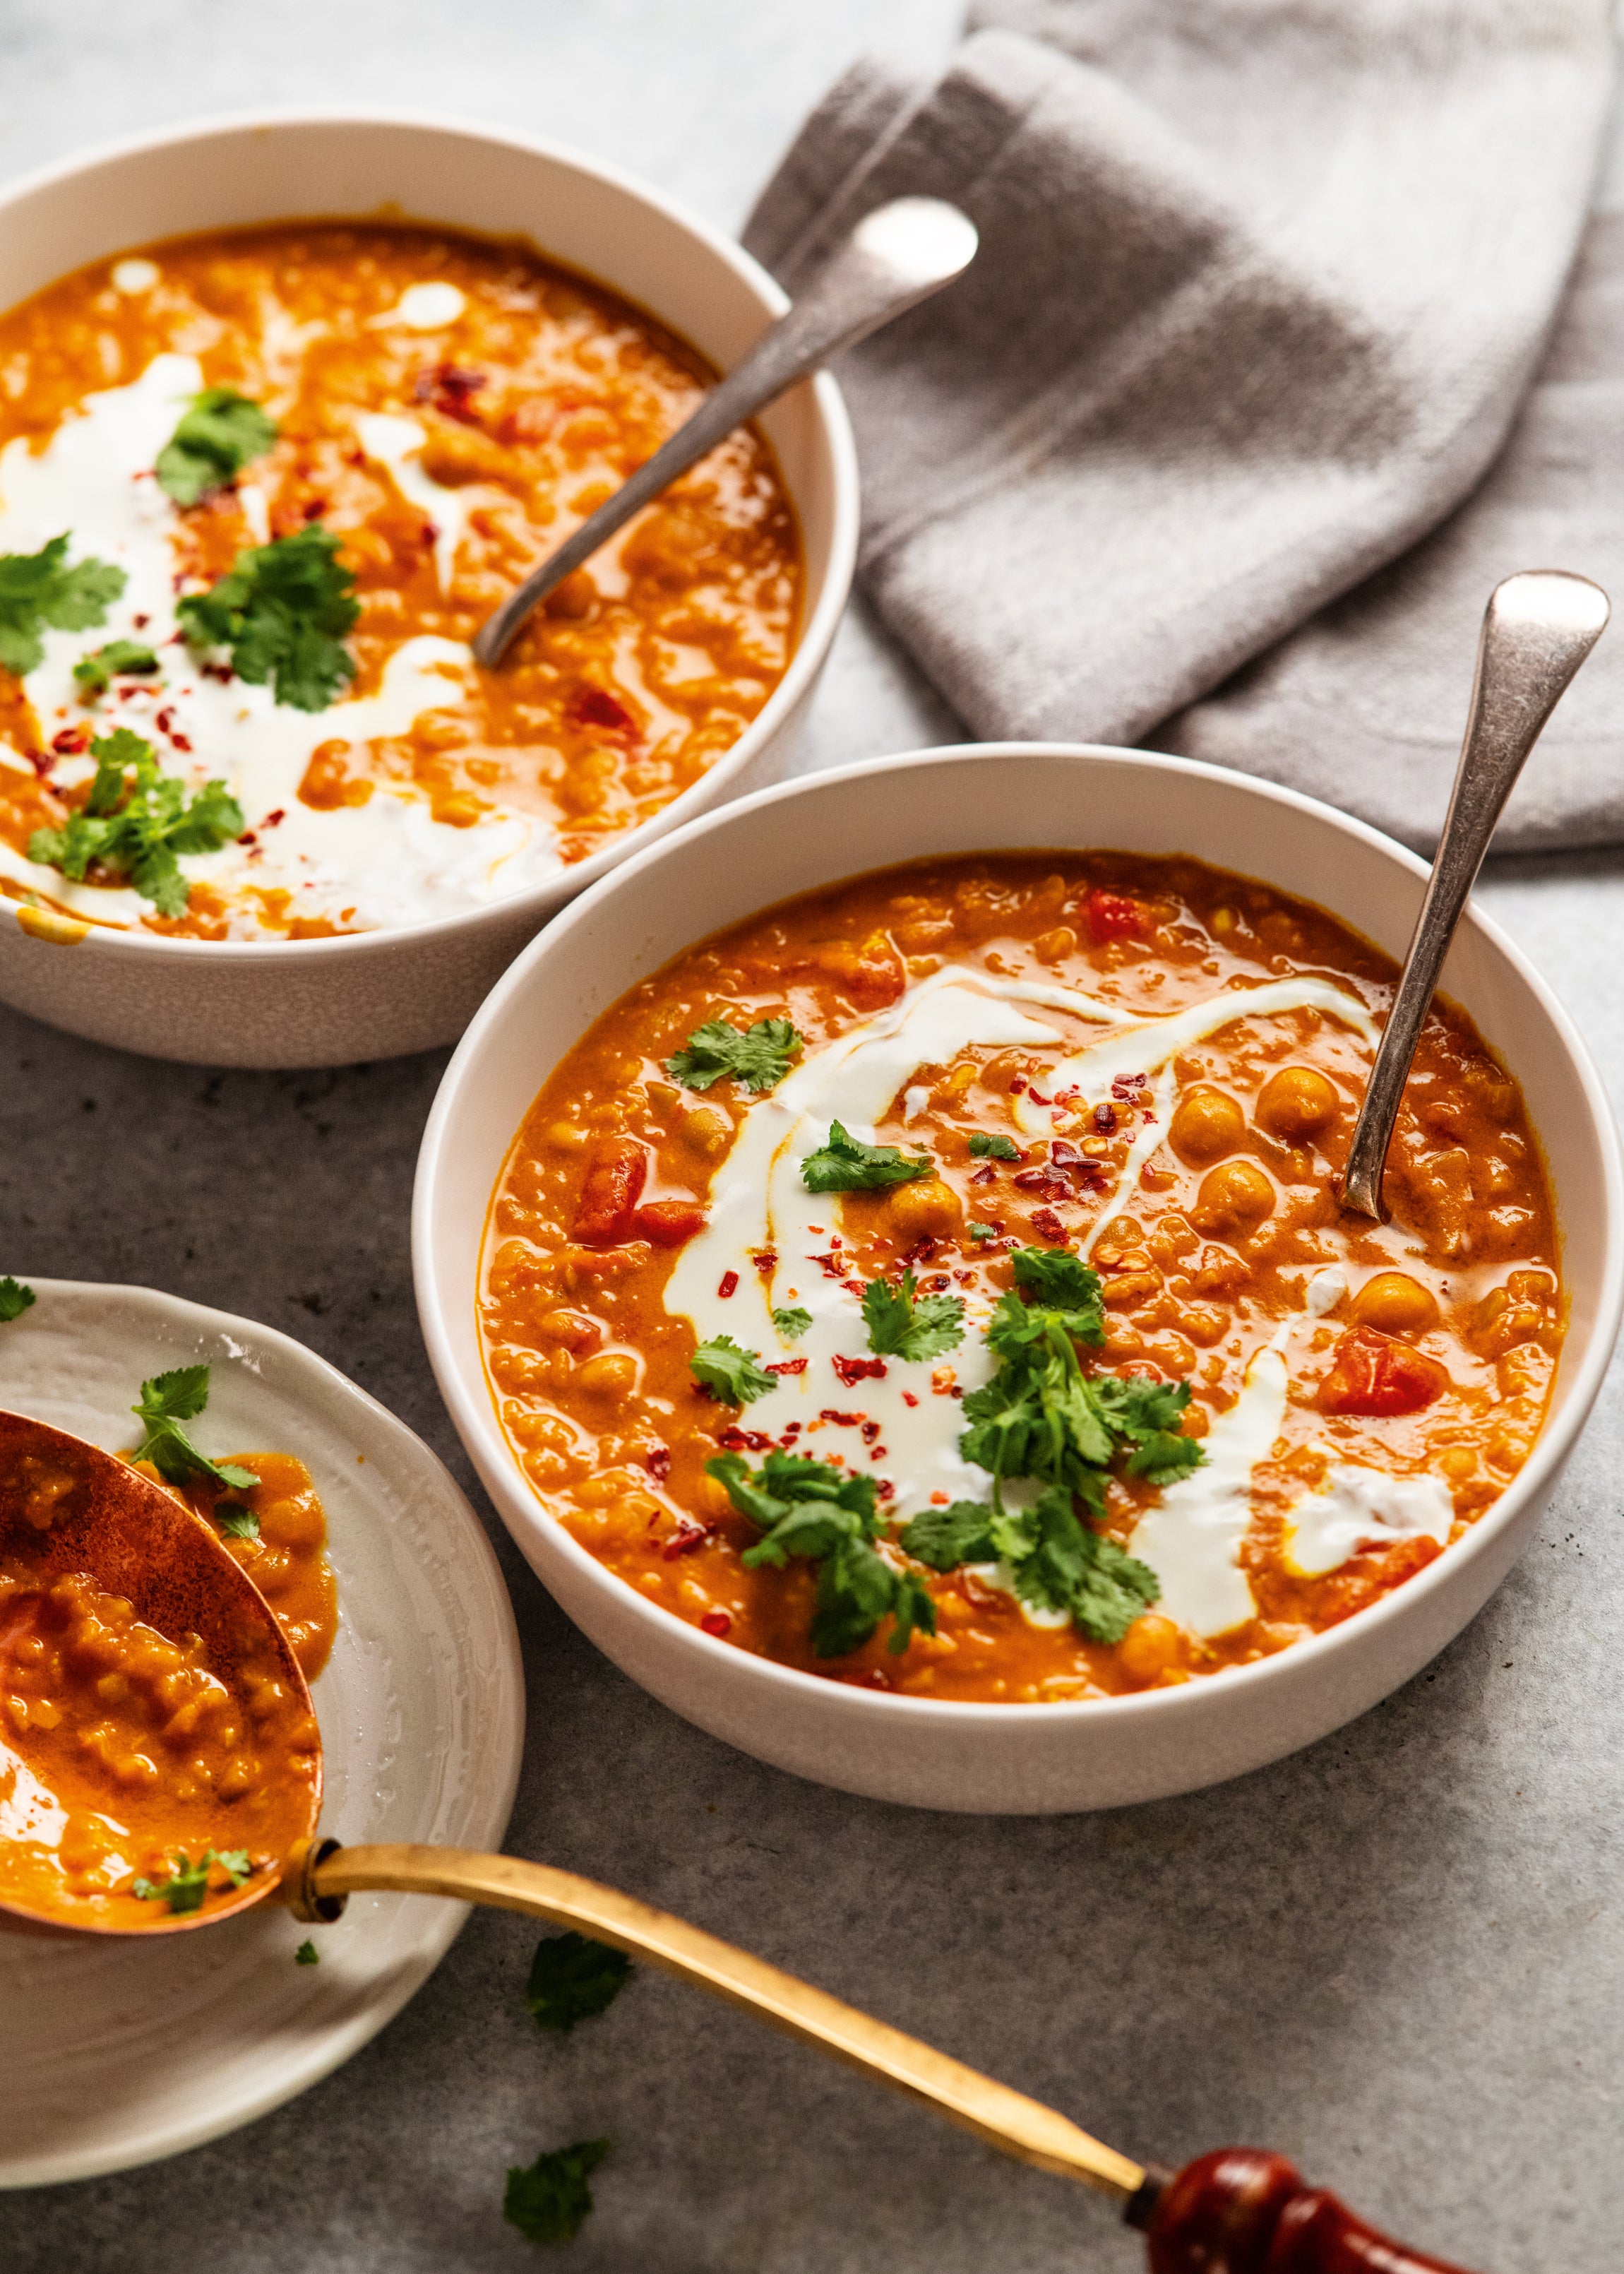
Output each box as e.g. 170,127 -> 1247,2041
0,109 -> 857,1068
414,743 -> 1624,1814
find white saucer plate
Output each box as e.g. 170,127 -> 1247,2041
0,1278 -> 525,2186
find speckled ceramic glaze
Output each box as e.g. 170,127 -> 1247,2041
0,1280 -> 525,2185
414,742 -> 1624,1814
0,111 -> 858,1067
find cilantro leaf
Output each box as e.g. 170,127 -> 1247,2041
801,1121 -> 932,1193
28,729 -> 244,917
131,1364 -> 260,1495
968,1132 -> 1020,1160
860,1268 -> 965,1362
689,1335 -> 777,1406
178,525 -> 359,710
0,1277 -> 35,1323
213,1503 -> 262,1540
294,1939 -> 320,1965
504,2140 -> 610,2246
900,1499 -> 996,1571
157,388 -> 277,507
0,535 -> 125,676
73,639 -> 160,700
1011,1246 -> 1105,1316
132,1847 -> 251,1915
967,1222 -> 999,1241
525,1931 -> 631,2034
1092,1374 -> 1207,1485
666,1016 -> 802,1095
994,1485 -> 1162,1643
771,1304 -> 811,1340
707,1450 -> 934,1658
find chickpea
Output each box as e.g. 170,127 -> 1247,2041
885,1176 -> 963,1242
1192,1158 -> 1275,1236
1349,1270 -> 1439,1338
679,1103 -> 733,1158
576,1350 -> 638,1398
1170,1086 -> 1245,1162
535,1307 -> 604,1354
1117,1614 -> 1186,1684
1255,1065 -> 1339,1141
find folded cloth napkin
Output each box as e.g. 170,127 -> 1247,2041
744,2 -> 1618,853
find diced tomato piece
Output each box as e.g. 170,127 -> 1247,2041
1085,888 -> 1146,943
633,1200 -> 707,1246
573,1138 -> 647,1244
571,685 -> 637,734
1316,1326 -> 1447,1416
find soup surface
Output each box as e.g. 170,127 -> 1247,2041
0,222 -> 799,939
480,853 -> 1563,1703
0,1441 -> 333,1927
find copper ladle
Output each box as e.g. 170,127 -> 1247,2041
1,1410 -> 1474,2272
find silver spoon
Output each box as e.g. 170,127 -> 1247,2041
1339,568 -> 1609,1218
471,196 -> 979,667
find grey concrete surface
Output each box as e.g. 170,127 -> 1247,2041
3,6 -> 1623,2270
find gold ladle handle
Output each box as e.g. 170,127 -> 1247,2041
285,1839 -> 1145,2204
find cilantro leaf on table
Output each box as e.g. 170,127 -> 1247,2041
665,1016 -> 802,1095
130,1364 -> 261,1497
770,1305 -> 811,1340
178,524 -> 359,710
0,1277 -> 35,1323
28,728 -> 244,918
967,1132 -> 1020,1160
131,1846 -> 251,1915
0,535 -> 125,676
73,639 -> 160,699
801,1121 -> 931,1193
294,1940 -> 320,1965
157,388 -> 277,507
860,1268 -> 965,1363
689,1335 -> 777,1407
707,1450 -> 935,1659
525,1931 -> 631,2035
504,2140 -> 611,2246
899,1499 -> 996,1571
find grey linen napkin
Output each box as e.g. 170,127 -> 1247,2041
744,2 -> 1618,853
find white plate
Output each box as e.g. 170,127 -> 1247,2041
0,1278 -> 525,2187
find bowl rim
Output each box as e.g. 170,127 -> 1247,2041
0,102 -> 860,963
415,737 -> 1624,1734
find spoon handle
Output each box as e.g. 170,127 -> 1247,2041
1339,570 -> 1608,1218
471,196 -> 977,666
287,1841 -> 1479,2269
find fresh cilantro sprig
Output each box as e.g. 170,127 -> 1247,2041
801,1121 -> 931,1193
968,1132 -> 1020,1160
28,728 -> 244,917
73,639 -> 160,699
900,1484 -> 1160,1645
689,1335 -> 777,1407
131,1846 -> 251,1915
707,1449 -> 934,1658
771,1304 -> 811,1339
157,388 -> 277,507
505,2141 -> 610,2246
130,1364 -> 261,1504
666,1016 -> 802,1095
0,1277 -> 35,1323
525,1931 -> 631,2035
0,535 -> 125,676
178,524 -> 359,710
861,1268 -> 965,1363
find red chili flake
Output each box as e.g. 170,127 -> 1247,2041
875,1478 -> 895,1501
969,1164 -> 996,1186
901,1391 -> 920,1408
239,831 -> 258,847
1050,1138 -> 1083,1167
781,1421 -> 803,1439
1027,1089 -> 1051,1107
1143,1108 -> 1157,1124
860,1420 -> 881,1444
414,362 -> 487,422
767,1357 -> 807,1376
700,1611 -> 732,1638
50,727 -> 88,756
1111,1072 -> 1147,1100
832,1355 -> 886,1388
1054,1085 -> 1080,1104
662,1518 -> 710,1561
155,707 -> 175,734
1013,1168 -> 1068,1200
168,730 -> 193,753
202,662 -> 234,684
571,685 -> 638,735
953,1270 -> 974,1285
811,1251 -> 849,1279
1092,1102 -> 1117,1133
719,1426 -> 773,1452
1030,1207 -> 1068,1242
869,1446 -> 888,1462
263,809 -> 285,828
133,613 -> 149,630
819,1409 -> 864,1427
1009,1078 -> 1027,1095
644,1445 -> 671,1482
301,496 -> 326,523
751,1249 -> 777,1275
421,521 -> 439,549
902,1237 -> 938,1266
717,1270 -> 739,1299
924,1274 -> 952,1293
949,1384 -> 964,1400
